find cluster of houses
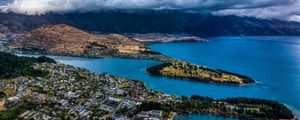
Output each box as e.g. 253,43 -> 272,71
137,110 -> 163,120
19,111 -> 52,120
0,33 -> 21,52
0,63 -> 177,119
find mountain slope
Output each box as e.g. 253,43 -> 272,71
1,12 -> 300,36
10,24 -> 149,56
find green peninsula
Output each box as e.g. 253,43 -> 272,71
147,62 -> 255,85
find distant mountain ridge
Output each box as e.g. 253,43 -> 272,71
1,11 -> 300,36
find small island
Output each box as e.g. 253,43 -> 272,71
146,62 -> 255,85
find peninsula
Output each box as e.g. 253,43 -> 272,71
147,62 -> 255,85
126,33 -> 208,43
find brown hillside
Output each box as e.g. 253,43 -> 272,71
10,24 -> 149,56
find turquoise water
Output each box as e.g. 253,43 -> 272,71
19,36 -> 300,119
150,36 -> 300,117
174,114 -> 239,120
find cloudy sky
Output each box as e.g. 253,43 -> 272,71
0,0 -> 300,22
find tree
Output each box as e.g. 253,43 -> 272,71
0,91 -> 5,98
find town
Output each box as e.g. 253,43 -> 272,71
0,62 -> 176,119
0,62 -> 295,120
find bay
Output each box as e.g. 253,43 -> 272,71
18,36 -> 300,119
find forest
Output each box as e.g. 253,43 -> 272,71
0,52 -> 56,79
137,95 -> 294,119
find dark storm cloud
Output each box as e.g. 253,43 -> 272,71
0,0 -> 300,21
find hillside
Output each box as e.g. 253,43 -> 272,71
1,12 -> 300,36
10,24 -> 150,56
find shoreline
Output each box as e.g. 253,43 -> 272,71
137,38 -> 208,44
15,51 -> 256,86
284,103 -> 300,119
1,53 -> 296,120
172,110 -> 297,120
125,33 -> 209,44
12,51 -> 179,63
167,112 -> 177,120
173,113 -> 240,120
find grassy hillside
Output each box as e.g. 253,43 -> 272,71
147,62 -> 254,85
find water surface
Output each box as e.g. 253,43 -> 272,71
174,114 -> 239,120
150,36 -> 300,117
19,36 -> 300,119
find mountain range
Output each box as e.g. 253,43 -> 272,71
1,11 -> 300,36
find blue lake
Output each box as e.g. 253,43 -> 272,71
174,114 -> 239,120
19,36 -> 300,119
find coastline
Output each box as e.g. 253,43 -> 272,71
14,50 -> 256,86
284,103 -> 300,119
173,113 -> 240,120
126,33 -> 209,44
12,50 -> 180,63
136,38 -> 208,44
173,110 -> 297,120
3,53 -> 295,120
167,112 -> 178,120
